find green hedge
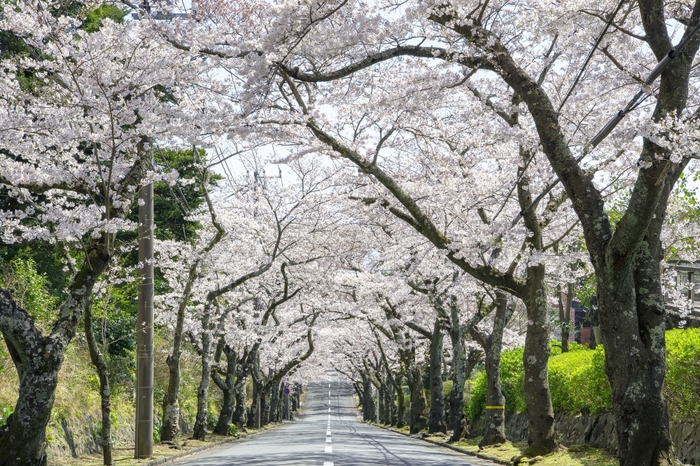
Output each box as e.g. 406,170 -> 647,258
547,344 -> 611,415
467,329 -> 700,423
665,328 -> 700,423
466,346 -> 528,420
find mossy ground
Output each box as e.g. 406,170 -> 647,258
426,435 -> 618,466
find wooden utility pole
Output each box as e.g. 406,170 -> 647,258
135,178 -> 154,458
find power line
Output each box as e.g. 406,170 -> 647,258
558,0 -> 627,113
587,18 -> 700,149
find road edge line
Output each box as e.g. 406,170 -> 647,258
142,423 -> 286,466
367,423 -> 509,466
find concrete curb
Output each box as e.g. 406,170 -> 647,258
142,424 -> 283,466
370,424 -> 510,466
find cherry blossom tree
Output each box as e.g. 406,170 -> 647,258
0,1 -> 225,461
179,0 -> 699,460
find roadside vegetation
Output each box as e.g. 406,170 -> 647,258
466,330 -> 700,423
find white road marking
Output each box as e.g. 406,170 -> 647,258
326,437 -> 332,443
323,462 -> 334,466
325,445 -> 332,453
326,430 -> 331,436
328,407 -> 331,412
329,391 -> 331,396
328,383 -> 331,388
328,415 -> 331,419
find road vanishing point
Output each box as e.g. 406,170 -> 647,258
171,381 -> 501,466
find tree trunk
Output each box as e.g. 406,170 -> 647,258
269,382 -> 281,423
478,292 -> 511,447
212,347 -> 237,435
161,354 -> 181,442
463,349 -> 483,435
522,265 -> 557,455
407,365 -> 426,433
558,283 -> 573,353
361,372 -> 376,422
376,384 -> 385,423
447,331 -> 467,443
0,246 -> 109,466
160,261 -> 203,443
0,333 -> 59,466
291,384 -> 301,413
214,386 -> 235,435
447,296 -> 483,442
394,372 -> 405,428
385,381 -> 394,425
248,377 -> 262,429
597,199 -> 675,466
192,306 -> 214,440
85,306 -> 113,465
379,383 -> 391,425
232,378 -> 248,427
260,388 -> 270,427
446,295 -> 472,442
353,381 -> 365,413
428,318 -> 446,434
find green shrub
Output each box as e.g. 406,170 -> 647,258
442,379 -> 453,399
465,371 -> 486,420
665,328 -> 700,423
467,342 -> 609,419
0,405 -> 13,428
465,347 -> 527,420
548,344 -> 611,414
467,331 -> 700,423
500,347 -> 527,414
0,255 -> 58,333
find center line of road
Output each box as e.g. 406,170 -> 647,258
324,445 -> 332,453
326,437 -> 332,443
323,462 -> 334,466
326,430 -> 331,436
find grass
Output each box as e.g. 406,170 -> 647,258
52,427 -> 272,466
53,433 -> 230,466
425,436 -> 618,466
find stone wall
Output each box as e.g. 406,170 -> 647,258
46,410 -> 194,463
503,412 -> 700,465
46,413 -> 135,461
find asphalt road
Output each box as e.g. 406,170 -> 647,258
171,381 -> 500,466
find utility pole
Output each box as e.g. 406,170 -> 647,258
135,167 -> 154,458
376,385 -> 380,423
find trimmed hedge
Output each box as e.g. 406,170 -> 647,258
466,329 -> 700,423
666,328 -> 700,423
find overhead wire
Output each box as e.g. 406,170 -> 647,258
509,16 -> 700,228
557,0 -> 627,113
496,0 -> 625,228
587,17 -> 700,149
